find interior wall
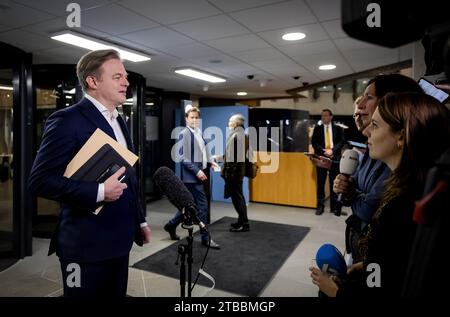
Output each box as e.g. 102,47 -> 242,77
260,92 -> 356,115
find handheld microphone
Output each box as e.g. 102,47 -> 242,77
337,149 -> 360,202
153,167 -> 207,231
316,243 -> 347,277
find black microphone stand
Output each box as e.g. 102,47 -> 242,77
176,213 -> 195,297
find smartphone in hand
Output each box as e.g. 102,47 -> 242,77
303,152 -> 320,159
418,77 -> 450,103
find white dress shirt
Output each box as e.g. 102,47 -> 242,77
187,126 -> 208,173
85,94 -> 125,203
85,95 -> 147,228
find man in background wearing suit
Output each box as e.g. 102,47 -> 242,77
311,109 -> 345,216
164,107 -> 220,249
28,49 -> 151,297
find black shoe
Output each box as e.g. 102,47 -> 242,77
333,210 -> 341,217
230,222 -> 240,229
315,206 -> 324,215
164,223 -> 180,240
230,224 -> 250,232
202,239 -> 220,249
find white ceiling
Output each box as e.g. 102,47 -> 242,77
0,0 -> 412,98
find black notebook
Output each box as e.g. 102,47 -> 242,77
70,143 -> 131,183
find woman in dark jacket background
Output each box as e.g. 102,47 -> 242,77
221,114 -> 250,232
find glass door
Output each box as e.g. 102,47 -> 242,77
117,71 -> 146,213
143,87 -> 162,202
32,65 -> 79,238
0,42 -> 33,260
0,70 -> 14,256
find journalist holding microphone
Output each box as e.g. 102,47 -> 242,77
333,74 -> 424,264
311,92 -> 450,297
28,49 -> 151,297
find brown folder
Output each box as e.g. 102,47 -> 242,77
64,128 -> 139,214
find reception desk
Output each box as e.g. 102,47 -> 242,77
250,151 -> 324,208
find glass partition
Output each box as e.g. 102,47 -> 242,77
0,71 -> 14,254
32,65 -> 79,238
0,42 -> 33,259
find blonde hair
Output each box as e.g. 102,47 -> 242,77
185,106 -> 200,118
76,49 -> 121,92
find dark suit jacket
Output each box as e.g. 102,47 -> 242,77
311,123 -> 345,160
28,98 -> 145,263
221,129 -> 246,182
179,127 -> 207,184
338,193 -> 416,297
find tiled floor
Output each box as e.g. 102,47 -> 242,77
0,199 -> 348,297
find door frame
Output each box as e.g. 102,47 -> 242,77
0,41 -> 33,258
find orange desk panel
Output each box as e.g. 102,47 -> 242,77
250,152 -> 319,208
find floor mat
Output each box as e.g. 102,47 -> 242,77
133,216 -> 310,296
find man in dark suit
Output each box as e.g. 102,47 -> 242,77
28,49 -> 151,297
164,106 -> 220,249
311,109 -> 345,216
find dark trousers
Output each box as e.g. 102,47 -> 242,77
60,255 -> 129,297
316,164 -> 341,212
226,179 -> 248,224
169,182 -> 209,242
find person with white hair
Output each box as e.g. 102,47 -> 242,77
220,114 -> 250,232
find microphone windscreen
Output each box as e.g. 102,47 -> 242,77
339,149 -> 360,175
153,166 -> 194,210
316,243 -> 347,277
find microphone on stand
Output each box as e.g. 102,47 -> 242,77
153,166 -> 207,231
337,149 -> 360,202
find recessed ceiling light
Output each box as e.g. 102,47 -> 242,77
51,31 -> 151,62
174,68 -> 226,83
0,85 -> 13,91
282,32 -> 306,41
146,102 -> 154,106
237,92 -> 247,96
318,64 -> 336,70
63,88 -> 76,94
